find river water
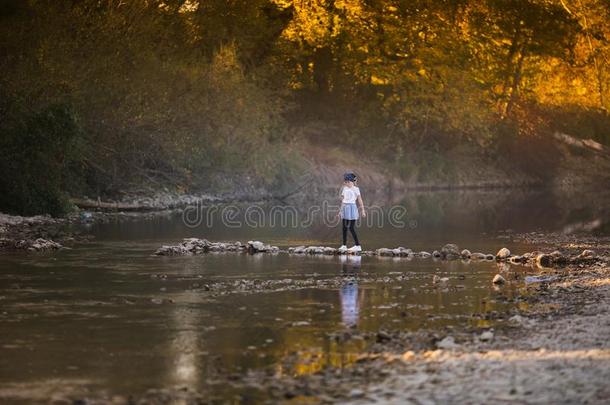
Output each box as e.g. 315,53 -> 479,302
0,189 -> 608,403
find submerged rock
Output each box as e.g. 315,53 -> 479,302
154,238 -> 213,255
492,274 -> 506,284
535,253 -> 553,268
15,238 -> 63,251
433,275 -> 449,284
470,252 -> 487,260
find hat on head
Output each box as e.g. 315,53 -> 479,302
343,172 -> 357,182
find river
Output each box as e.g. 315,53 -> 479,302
0,188 -> 608,402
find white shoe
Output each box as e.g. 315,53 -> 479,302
338,245 -> 348,252
347,245 -> 362,253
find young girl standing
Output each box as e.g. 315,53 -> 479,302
337,172 -> 366,252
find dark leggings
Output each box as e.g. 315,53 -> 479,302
342,219 -> 360,246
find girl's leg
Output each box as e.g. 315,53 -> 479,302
348,220 -> 360,245
342,219 -> 349,245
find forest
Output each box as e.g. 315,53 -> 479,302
1,0 -> 609,215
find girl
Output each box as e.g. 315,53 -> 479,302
337,172 -> 366,252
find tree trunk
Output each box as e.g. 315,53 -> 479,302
503,44 -> 527,117
498,26 -> 522,116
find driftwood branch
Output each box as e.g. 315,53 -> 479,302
70,198 -> 159,211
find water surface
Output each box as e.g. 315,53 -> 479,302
0,189 -> 608,402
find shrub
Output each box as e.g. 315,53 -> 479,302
0,104 -> 83,216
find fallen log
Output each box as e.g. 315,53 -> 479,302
70,198 -> 159,211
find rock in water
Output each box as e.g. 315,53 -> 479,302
509,255 -> 524,264
461,249 -> 471,258
496,247 -> 511,260
479,331 -> 494,341
578,249 -> 595,259
437,336 -> 459,350
248,240 -> 265,251
471,252 -> 487,260
441,244 -> 460,259
492,274 -> 506,284
535,253 -> 553,268
376,248 -> 394,256
20,238 -> 63,251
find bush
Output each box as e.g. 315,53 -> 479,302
0,104 -> 83,216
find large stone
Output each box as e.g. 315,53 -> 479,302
26,238 -> 63,251
535,253 -> 553,268
479,331 -> 494,341
441,244 -> 460,258
323,247 -> 337,255
578,249 -> 596,259
509,255 -> 524,264
247,240 -> 278,253
437,336 -> 459,350
496,247 -> 511,260
492,274 -> 506,284
376,248 -> 394,256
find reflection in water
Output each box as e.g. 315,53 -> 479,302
170,299 -> 201,387
339,255 -> 362,328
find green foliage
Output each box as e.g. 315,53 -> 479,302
0,104 -> 83,216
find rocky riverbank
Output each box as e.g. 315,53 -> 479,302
0,213 -> 75,252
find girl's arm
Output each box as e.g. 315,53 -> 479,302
337,186 -> 344,218
357,194 -> 366,217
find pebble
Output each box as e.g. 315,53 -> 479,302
479,331 -> 494,341
437,336 -> 459,349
